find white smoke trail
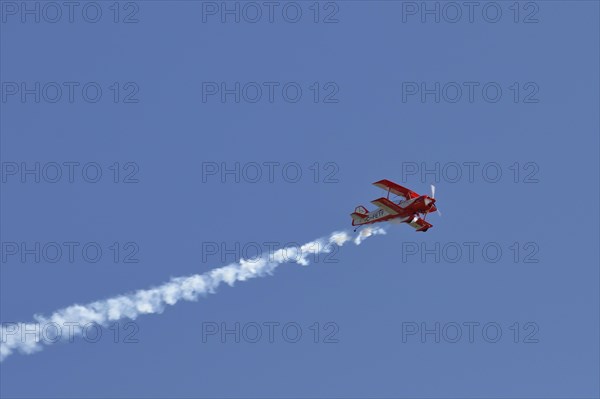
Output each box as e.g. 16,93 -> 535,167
0,227 -> 386,362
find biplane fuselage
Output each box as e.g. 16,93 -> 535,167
351,180 -> 438,232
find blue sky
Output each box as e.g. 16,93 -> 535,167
1,1 -> 599,398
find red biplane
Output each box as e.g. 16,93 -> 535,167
351,179 -> 440,232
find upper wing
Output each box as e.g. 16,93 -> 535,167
371,197 -> 403,215
373,179 -> 420,200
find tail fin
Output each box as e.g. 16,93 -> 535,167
354,205 -> 368,215
351,205 -> 369,226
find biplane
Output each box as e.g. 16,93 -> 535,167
351,179 -> 440,232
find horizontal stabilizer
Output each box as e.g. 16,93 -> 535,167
351,212 -> 368,226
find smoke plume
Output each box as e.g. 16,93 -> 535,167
0,227 -> 386,362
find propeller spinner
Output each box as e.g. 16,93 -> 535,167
423,185 -> 441,219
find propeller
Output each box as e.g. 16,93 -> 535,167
427,184 -> 442,217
